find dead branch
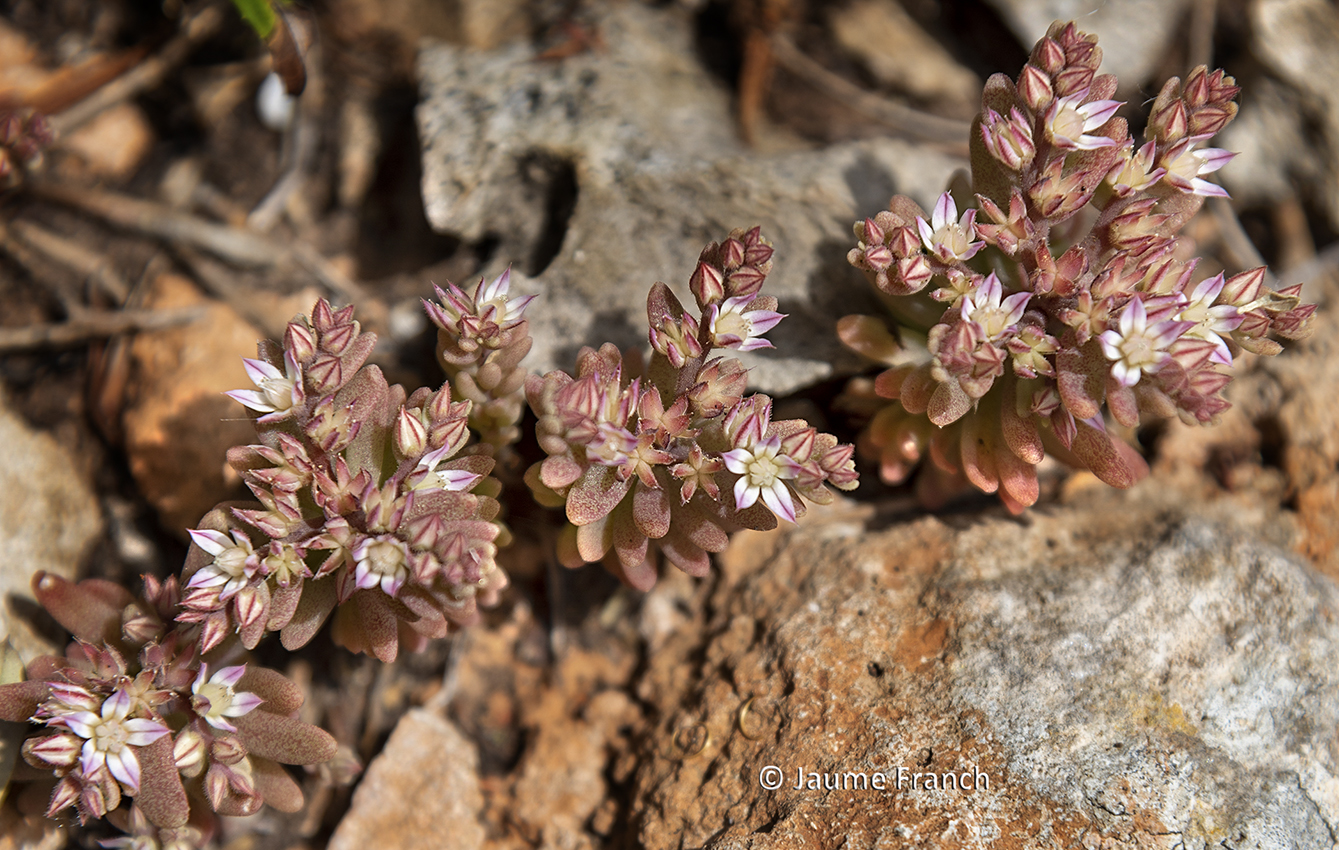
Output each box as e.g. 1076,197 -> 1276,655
769,33 -> 973,151
0,307 -> 203,351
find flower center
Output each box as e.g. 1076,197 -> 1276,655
90,720 -> 129,754
214,546 -> 250,579
1050,105 -> 1085,141
196,682 -> 235,720
746,454 -> 781,487
1119,335 -> 1158,368
364,540 -> 406,578
260,376 -> 295,411
713,311 -> 751,341
969,305 -> 1011,340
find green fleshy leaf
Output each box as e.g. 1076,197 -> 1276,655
231,0 -> 276,40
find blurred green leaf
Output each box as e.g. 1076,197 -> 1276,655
232,0 -> 277,40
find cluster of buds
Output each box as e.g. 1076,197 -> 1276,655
0,573 -> 335,839
424,269 -> 536,460
184,299 -> 507,662
0,109 -> 51,189
843,22 -> 1313,511
526,228 -> 858,589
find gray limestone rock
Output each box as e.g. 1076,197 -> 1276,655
416,3 -> 964,395
0,395 -> 103,664
632,486 -> 1339,848
980,0 -> 1193,91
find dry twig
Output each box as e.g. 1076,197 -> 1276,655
769,34 -> 973,151
29,180 -> 373,307
0,307 -> 203,351
50,5 -> 227,136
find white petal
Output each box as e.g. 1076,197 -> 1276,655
187,529 -> 231,556
106,748 -> 141,793
734,476 -> 758,509
241,358 -> 282,385
761,482 -> 797,523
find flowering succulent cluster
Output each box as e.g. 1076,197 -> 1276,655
424,269 -> 536,460
525,228 -> 858,589
843,22 -> 1314,511
0,108 -> 52,189
185,299 -> 508,662
0,573 -> 334,841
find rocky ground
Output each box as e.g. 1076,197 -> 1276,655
1,0 -> 1338,848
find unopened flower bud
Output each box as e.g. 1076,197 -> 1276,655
210,735 -> 248,766
689,358 -> 748,418
1030,39 -> 1065,74
306,353 -> 343,393
396,407 -> 429,457
1053,66 -> 1094,97
285,320 -> 317,363
721,237 -> 746,270
232,585 -> 267,628
175,729 -> 207,775
690,261 -> 726,307
24,734 -> 82,768
981,107 -> 1036,170
122,603 -> 163,645
1018,64 -> 1054,111
322,321 -> 355,355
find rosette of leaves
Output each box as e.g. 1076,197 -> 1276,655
0,573 -> 336,839
841,22 -> 1314,511
180,300 -> 507,662
526,228 -> 858,589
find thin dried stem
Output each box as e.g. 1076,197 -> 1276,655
50,4 -> 227,136
769,33 -> 973,151
8,219 -> 131,304
30,180 -> 374,307
0,306 -> 203,351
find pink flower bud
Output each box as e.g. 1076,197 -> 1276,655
1017,64 -> 1054,111
285,320 -> 317,362
306,354 -> 343,393
396,408 -> 428,457
690,261 -> 726,307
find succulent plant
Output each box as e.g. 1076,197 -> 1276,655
424,269 -> 536,463
525,228 -> 859,589
181,299 -> 508,662
0,573 -> 335,836
841,22 -> 1315,511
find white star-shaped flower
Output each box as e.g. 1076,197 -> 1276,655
722,435 -> 802,523
917,192 -> 984,263
1099,297 -> 1192,387
1174,273 -> 1243,364
959,273 -> 1030,342
1044,91 -> 1122,151
1160,135 -> 1235,198
56,689 -> 169,794
352,535 -> 411,596
705,295 -> 787,352
226,351 -> 304,422
186,528 -> 258,601
191,664 -> 265,733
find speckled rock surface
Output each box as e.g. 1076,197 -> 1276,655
0,393 -> 102,664
629,484 -> 1338,849
329,708 -> 486,850
979,0 -> 1193,90
416,2 -> 963,395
